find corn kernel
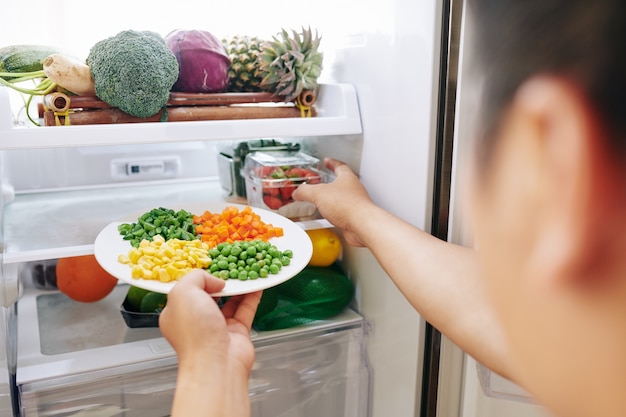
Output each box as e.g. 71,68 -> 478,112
119,238 -> 210,283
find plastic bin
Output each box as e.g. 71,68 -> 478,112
243,151 -> 330,219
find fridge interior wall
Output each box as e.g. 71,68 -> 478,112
1,1 -> 445,416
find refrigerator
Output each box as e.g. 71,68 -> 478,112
0,0 -> 555,416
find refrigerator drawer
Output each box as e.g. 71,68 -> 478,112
18,299 -> 370,417
249,321 -> 371,417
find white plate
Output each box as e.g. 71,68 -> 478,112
93,203 -> 312,296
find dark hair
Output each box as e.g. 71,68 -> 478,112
468,0 -> 626,162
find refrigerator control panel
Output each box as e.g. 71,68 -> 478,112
110,156 -> 181,180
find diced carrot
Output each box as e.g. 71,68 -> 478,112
193,206 -> 284,248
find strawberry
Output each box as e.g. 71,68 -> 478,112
265,186 -> 280,197
280,180 -> 296,202
262,180 -> 280,197
304,171 -> 321,184
271,170 -> 286,179
285,167 -> 307,178
263,195 -> 283,210
256,166 -> 276,177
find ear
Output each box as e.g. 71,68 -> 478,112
512,76 -> 625,288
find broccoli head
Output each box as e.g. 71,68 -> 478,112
87,30 -> 179,118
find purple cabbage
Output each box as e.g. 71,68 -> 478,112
165,29 -> 230,93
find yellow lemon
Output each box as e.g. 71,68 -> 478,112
306,228 -> 342,267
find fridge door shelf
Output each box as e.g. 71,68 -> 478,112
0,83 -> 362,150
17,281 -> 369,417
2,178 -> 332,265
476,362 -> 535,404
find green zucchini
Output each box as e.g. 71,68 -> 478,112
0,44 -> 64,74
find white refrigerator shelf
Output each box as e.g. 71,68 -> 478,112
0,83 -> 362,150
2,179 -> 331,264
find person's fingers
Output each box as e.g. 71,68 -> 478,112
166,269 -> 225,302
221,291 -> 262,330
293,158 -> 355,201
323,157 -> 351,175
160,271 -> 213,324
201,272 -> 227,294
292,181 -> 314,200
170,268 -> 208,291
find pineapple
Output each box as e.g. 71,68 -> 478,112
222,35 -> 264,92
258,27 -> 323,102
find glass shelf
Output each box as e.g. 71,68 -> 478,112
2,179 -> 331,264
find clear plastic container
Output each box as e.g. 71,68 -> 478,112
243,151 -> 329,219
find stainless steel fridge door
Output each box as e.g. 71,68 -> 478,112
435,1 -> 557,416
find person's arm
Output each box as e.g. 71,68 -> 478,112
159,270 -> 262,417
293,158 -> 513,380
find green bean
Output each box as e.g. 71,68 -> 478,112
117,207 -> 198,248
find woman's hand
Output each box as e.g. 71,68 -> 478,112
160,269 -> 260,370
159,269 -> 262,417
292,158 -> 374,247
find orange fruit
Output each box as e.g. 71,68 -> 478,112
56,255 -> 118,303
306,228 -> 342,267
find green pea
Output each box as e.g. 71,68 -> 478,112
230,246 -> 242,257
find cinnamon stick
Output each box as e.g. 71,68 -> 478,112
43,90 -> 317,111
299,90 -> 317,107
43,92 -> 71,112
168,91 -> 283,106
43,105 -> 317,126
